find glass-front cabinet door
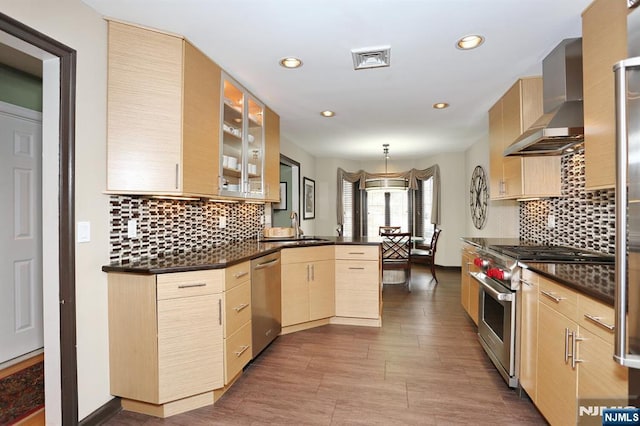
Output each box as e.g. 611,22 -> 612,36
220,74 -> 265,198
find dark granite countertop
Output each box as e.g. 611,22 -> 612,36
460,237 -> 615,306
520,262 -> 615,306
102,236 -> 382,275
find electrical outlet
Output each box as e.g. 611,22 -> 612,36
127,219 -> 137,238
547,214 -> 555,229
219,216 -> 226,229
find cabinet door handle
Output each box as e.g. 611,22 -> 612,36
218,299 -> 222,325
234,303 -> 249,313
175,163 -> 179,189
311,264 -> 315,281
564,327 -> 571,364
234,345 -> 250,357
348,267 -> 365,270
584,313 -> 615,331
234,271 -> 249,279
178,283 -> 206,289
306,264 -> 310,282
349,252 -> 365,255
541,290 -> 564,303
572,333 -> 584,369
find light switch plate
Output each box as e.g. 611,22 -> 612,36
219,216 -> 226,229
547,215 -> 556,229
77,221 -> 91,243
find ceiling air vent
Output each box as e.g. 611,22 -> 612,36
351,46 -> 391,70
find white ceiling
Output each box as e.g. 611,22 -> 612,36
82,0 -> 594,160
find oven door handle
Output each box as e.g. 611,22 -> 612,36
470,272 -> 513,302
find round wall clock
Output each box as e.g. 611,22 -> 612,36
470,165 -> 489,229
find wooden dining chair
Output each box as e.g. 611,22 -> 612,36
410,228 -> 441,283
381,232 -> 412,291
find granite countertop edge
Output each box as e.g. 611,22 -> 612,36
102,236 -> 382,275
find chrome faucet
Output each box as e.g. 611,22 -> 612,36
290,211 -> 303,239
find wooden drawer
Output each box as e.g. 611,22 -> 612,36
225,261 -> 251,291
224,280 -> 251,338
538,276 -> 577,321
156,270 -> 223,300
224,320 -> 252,384
281,245 -> 334,264
335,244 -> 379,261
578,294 -> 616,344
335,259 -> 379,278
335,260 -> 379,319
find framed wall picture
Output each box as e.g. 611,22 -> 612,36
303,177 -> 315,220
273,182 -> 287,210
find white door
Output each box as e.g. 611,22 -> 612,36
0,102 -> 43,364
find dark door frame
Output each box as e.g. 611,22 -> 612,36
0,11 -> 77,425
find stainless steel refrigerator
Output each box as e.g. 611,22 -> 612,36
614,1 -> 640,405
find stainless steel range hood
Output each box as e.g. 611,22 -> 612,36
504,38 -> 584,156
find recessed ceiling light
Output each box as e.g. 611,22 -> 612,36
456,35 -> 485,50
433,102 -> 450,109
320,110 -> 335,117
279,57 -> 303,68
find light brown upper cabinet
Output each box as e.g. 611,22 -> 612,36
489,77 -> 561,200
107,21 -> 220,196
582,0 -> 628,190
219,76 -> 281,201
107,21 -> 280,200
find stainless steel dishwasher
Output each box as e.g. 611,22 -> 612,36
251,251 -> 281,358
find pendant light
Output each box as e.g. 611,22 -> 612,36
365,144 -> 408,192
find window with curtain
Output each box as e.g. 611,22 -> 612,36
340,176 -> 433,238
337,166 -> 440,238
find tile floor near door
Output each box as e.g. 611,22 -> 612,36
105,266 -> 546,425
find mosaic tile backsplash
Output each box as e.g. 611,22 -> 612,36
109,196 -> 264,263
519,150 -> 615,254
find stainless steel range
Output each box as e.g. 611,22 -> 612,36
470,244 -> 614,389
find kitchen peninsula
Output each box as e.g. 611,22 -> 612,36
102,237 -> 382,418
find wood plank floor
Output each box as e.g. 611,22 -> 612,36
104,266 -> 547,425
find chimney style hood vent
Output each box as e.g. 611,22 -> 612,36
504,38 -> 584,156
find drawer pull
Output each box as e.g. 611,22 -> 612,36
541,290 -> 564,303
584,313 -> 615,331
234,345 -> 250,357
348,252 -> 365,255
519,279 -> 534,287
233,271 -> 249,279
234,303 -> 249,313
178,283 -> 206,289
348,267 -> 365,270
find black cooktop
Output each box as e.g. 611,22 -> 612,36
488,244 -> 615,264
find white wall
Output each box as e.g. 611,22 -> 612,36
0,0 -> 111,422
463,134 -> 519,238
280,135 -> 318,236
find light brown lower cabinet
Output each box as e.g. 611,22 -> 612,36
518,269 -> 538,402
108,270 -> 224,417
521,271 -> 628,425
222,261 -> 252,385
334,245 -> 381,319
281,246 -> 335,327
460,244 -> 479,324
